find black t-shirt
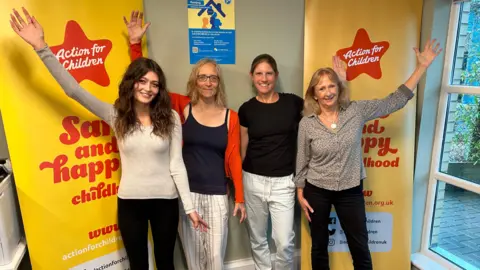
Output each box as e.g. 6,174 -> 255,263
239,93 -> 304,177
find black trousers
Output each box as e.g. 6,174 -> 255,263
304,181 -> 372,270
117,197 -> 179,270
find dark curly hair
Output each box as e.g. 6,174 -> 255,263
114,57 -> 173,140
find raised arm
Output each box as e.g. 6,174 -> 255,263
130,42 -> 143,62
357,85 -> 414,122
124,10 -> 149,61
123,10 -> 191,121
359,39 -> 442,122
405,39 -> 442,90
10,8 -> 113,123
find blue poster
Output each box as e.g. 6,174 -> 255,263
187,0 -> 236,64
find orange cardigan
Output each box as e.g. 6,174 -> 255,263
130,42 -> 244,203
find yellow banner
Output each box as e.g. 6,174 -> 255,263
0,1 -> 145,269
302,0 -> 421,269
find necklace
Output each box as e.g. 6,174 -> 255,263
319,111 -> 339,130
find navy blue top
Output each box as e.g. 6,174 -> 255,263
182,105 -> 229,195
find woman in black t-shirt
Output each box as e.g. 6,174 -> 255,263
238,54 -> 303,270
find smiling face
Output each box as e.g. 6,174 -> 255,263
251,62 -> 277,95
196,63 -> 219,99
313,75 -> 339,109
133,71 -> 159,105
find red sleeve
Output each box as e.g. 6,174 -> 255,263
168,92 -> 190,123
228,112 -> 244,203
130,42 -> 143,62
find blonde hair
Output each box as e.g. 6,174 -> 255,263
303,67 -> 350,115
186,58 -> 227,107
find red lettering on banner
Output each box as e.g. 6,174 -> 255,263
75,138 -> 119,159
365,199 -> 394,207
40,156 -> 120,183
363,157 -> 400,168
88,223 -> 119,239
362,119 -> 385,134
361,137 -> 398,156
72,182 -> 119,205
60,116 -> 112,145
50,21 -> 112,86
361,115 -> 402,168
363,190 -> 373,197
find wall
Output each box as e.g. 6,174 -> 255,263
143,0 -> 305,111
142,0 -> 305,267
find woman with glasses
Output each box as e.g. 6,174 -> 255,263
124,11 -> 246,270
9,7 -> 208,270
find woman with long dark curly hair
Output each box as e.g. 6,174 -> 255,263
124,11 -> 247,269
9,7 -> 207,270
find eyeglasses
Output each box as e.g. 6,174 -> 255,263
197,74 -> 219,83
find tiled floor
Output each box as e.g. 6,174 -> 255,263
431,188 -> 480,268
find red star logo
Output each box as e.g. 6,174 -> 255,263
336,28 -> 389,81
50,21 -> 112,86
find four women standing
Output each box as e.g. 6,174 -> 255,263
9,7 -> 442,270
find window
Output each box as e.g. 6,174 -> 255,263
422,1 -> 480,269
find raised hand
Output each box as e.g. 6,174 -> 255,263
123,10 -> 150,45
10,7 -> 46,50
414,39 -> 442,68
332,55 -> 347,82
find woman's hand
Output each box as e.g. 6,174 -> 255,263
332,55 -> 347,82
414,39 -> 442,68
404,38 -> 442,90
233,202 -> 247,223
10,7 -> 46,50
123,10 -> 150,45
297,188 -> 314,222
188,211 -> 209,232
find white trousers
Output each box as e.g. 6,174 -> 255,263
179,192 -> 229,270
243,171 -> 296,270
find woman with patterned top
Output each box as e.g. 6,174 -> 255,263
10,8 -> 207,270
295,41 -> 442,269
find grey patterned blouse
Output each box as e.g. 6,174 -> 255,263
294,84 -> 414,191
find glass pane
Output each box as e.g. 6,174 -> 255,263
429,181 -> 480,269
451,0 -> 480,86
439,93 -> 480,184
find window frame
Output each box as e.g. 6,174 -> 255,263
420,2 -> 480,269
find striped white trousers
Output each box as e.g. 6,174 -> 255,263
179,192 -> 229,270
